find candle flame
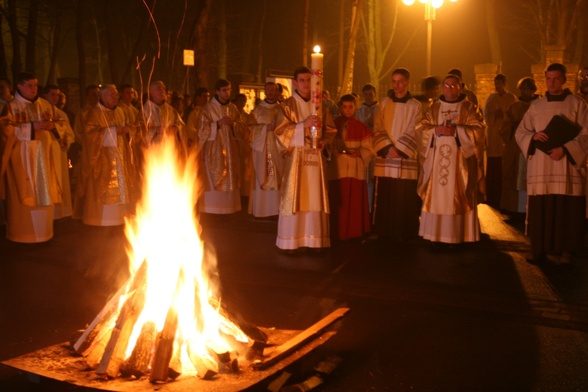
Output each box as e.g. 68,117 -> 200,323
313,45 -> 321,54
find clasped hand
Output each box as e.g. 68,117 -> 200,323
33,119 -> 55,131
435,124 -> 456,137
533,131 -> 565,161
218,116 -> 233,127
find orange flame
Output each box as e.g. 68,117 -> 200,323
120,134 -> 247,374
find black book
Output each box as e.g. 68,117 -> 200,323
535,114 -> 582,153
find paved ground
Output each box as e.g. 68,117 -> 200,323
1,204 -> 588,391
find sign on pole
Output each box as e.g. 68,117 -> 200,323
183,50 -> 195,66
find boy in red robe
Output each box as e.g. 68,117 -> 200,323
327,94 -> 374,240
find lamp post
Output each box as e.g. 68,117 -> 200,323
402,0 -> 458,76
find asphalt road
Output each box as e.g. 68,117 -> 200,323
1,204 -> 587,391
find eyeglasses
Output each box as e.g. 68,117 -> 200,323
444,83 -> 459,89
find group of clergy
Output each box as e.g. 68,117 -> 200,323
2,62 -> 588,267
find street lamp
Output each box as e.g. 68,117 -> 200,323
402,0 -> 458,76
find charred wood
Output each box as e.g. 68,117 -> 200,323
187,341 -> 218,380
96,262 -> 148,378
149,269 -> 183,383
120,321 -> 157,378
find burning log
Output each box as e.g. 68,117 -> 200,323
187,341 -> 218,380
149,269 -> 183,383
83,321 -> 115,369
72,284 -> 127,354
96,261 -> 149,378
74,261 -> 149,355
210,297 -> 268,359
253,308 -> 350,370
237,321 -> 269,360
167,340 -> 183,380
120,321 -> 157,378
206,343 -> 238,374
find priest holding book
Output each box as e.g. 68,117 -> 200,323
516,63 -> 588,266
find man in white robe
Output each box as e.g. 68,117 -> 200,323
484,73 -> 516,208
43,84 -> 75,219
516,63 -> 588,265
72,84 -> 100,219
247,82 -> 283,217
274,66 -> 336,250
196,79 -> 243,214
0,72 -> 61,242
142,80 -> 186,149
356,83 -> 379,211
417,74 -> 486,244
372,68 -> 422,240
78,85 -> 134,226
356,83 -> 378,131
185,87 -> 210,149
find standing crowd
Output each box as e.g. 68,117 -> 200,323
1,62 -> 588,266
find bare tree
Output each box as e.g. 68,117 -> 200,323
521,0 -> 584,62
119,0 -> 157,87
360,0 -> 420,91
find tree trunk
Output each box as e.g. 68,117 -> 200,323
302,0 -> 310,66
7,0 -> 22,81
241,3 -> 256,79
104,0 -> 119,84
256,0 -> 268,83
339,0 -> 363,95
218,0 -> 227,79
486,0 -> 502,67
0,12 -> 9,78
46,8 -> 62,85
89,3 -> 104,83
573,15 -> 584,64
77,0 -> 86,104
191,0 -> 211,88
25,0 -> 39,73
364,0 -> 378,89
337,1 -> 344,96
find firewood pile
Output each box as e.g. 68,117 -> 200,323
71,260 -> 269,383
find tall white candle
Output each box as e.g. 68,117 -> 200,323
310,45 -> 323,116
310,45 -> 324,149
